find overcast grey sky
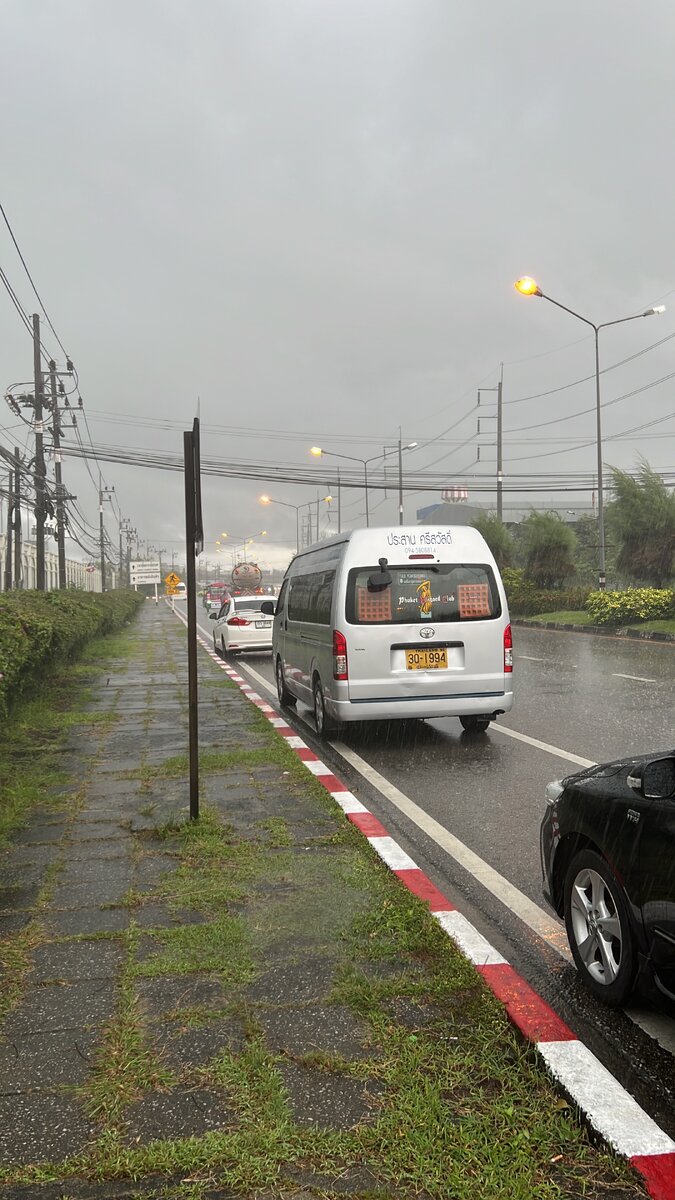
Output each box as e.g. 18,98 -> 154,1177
1,1 -> 674,572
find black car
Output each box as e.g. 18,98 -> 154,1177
540,752 -> 675,1007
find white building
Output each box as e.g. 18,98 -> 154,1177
0,535 -> 106,592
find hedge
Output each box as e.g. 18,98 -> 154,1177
502,568 -> 591,618
0,589 -> 144,718
585,587 -> 675,627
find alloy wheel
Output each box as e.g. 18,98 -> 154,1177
569,866 -> 623,985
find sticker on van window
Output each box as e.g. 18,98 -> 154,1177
416,579 -> 433,618
458,583 -> 491,618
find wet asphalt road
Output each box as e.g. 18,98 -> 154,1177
196,611 -> 675,1133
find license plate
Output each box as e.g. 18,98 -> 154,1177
255,621 -> 270,629
405,647 -> 448,670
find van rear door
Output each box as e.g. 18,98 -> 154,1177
342,562 -> 507,703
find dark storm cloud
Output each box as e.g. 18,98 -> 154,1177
1,0 -> 674,563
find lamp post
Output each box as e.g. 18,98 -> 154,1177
396,434 -> 418,524
259,495 -> 332,552
310,444 -> 416,528
514,277 -> 665,590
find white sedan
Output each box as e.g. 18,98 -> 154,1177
209,594 -> 274,656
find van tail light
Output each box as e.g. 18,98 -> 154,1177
504,623 -> 513,672
227,616 -> 250,626
333,630 -> 348,680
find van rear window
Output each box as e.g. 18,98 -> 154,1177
345,564 -> 501,625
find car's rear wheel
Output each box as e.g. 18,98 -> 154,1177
313,677 -> 337,739
459,715 -> 491,734
563,849 -> 636,1007
276,657 -> 296,708
213,635 -> 220,657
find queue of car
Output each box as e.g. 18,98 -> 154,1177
199,527 -> 675,1015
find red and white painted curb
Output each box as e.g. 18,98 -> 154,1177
175,610 -> 675,1200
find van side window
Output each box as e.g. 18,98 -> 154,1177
276,579 -> 289,615
288,570 -> 335,624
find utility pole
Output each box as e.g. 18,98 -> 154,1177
48,361 -> 67,588
13,448 -> 22,589
398,429 -> 404,526
3,465 -> 12,592
32,315 -> 47,590
99,486 -> 115,592
497,363 -> 503,521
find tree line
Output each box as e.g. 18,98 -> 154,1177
472,462 -> 675,590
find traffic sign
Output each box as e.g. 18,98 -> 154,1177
130,559 -> 161,585
164,571 -> 181,587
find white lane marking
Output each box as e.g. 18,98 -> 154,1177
613,672 -> 657,684
518,655 -> 544,661
333,740 -> 573,958
493,725 -> 595,768
199,639 -> 675,1055
624,1007 -> 675,1056
435,910 -> 507,967
538,1040 -> 675,1157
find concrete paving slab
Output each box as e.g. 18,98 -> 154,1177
12,825 -> 65,845
69,823 -> 132,842
279,1063 -> 383,1130
58,858 -> 133,886
150,1018 -> 246,1069
31,939 -> 124,982
50,879 -> 132,908
0,1091 -> 97,1164
121,1087 -> 237,1143
135,974 -> 228,1017
247,958 -> 337,1005
0,912 -> 33,936
258,1004 -> 374,1059
44,907 -> 130,936
0,885 -> 41,912
11,979 -> 116,1034
0,1028 -> 99,1089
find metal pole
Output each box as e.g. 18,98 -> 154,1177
3,467 -> 13,592
13,448 -> 22,589
295,508 -> 300,554
49,362 -> 67,588
32,315 -> 46,590
99,493 -> 106,592
594,328 -> 606,590
337,468 -> 341,534
316,492 -> 320,541
183,429 -> 199,821
398,432 -> 403,525
497,363 -> 503,521
119,523 -> 123,587
364,461 -> 369,527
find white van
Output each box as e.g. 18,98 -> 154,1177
269,526 -> 513,737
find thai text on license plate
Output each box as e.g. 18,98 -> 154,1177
405,648 -> 448,670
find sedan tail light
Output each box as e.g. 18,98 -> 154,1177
333,629 -> 348,680
227,616 -> 250,626
504,623 -> 513,672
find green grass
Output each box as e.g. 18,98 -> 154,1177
524,609 -> 594,625
625,617 -> 675,634
0,611 -> 648,1199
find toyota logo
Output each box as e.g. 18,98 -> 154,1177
419,626 -> 435,639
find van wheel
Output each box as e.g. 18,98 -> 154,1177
459,715 -> 491,734
276,658 -> 296,708
313,678 -> 337,739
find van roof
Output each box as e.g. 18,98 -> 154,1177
289,525 -> 494,565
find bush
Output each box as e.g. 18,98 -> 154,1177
502,568 -> 591,617
0,590 -> 144,718
585,587 -> 675,627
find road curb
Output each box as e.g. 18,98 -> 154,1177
176,608 -> 675,1200
513,618 -> 675,643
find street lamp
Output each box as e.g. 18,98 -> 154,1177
260,494 -> 332,552
310,444 -> 417,527
514,277 -> 665,590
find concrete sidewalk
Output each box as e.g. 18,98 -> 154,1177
0,603 -> 653,1199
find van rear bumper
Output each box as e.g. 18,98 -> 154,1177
330,689 -> 514,723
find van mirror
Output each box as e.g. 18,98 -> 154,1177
260,600 -> 275,615
368,557 -> 392,591
627,756 -> 675,799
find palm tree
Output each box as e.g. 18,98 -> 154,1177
607,461 -> 675,587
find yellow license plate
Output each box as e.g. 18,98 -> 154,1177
405,647 -> 448,670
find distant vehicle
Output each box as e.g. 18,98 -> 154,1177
541,752 -> 675,1007
209,594 -> 274,656
174,582 -> 187,597
203,581 -> 230,610
267,525 -> 513,738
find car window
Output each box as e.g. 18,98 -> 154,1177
276,579 -> 289,615
345,563 -> 501,625
234,598 -> 265,612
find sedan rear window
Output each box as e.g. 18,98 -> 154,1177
233,599 -> 266,612
345,563 -> 501,625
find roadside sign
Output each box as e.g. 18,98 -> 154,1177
164,571 -> 181,587
130,560 -> 162,585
